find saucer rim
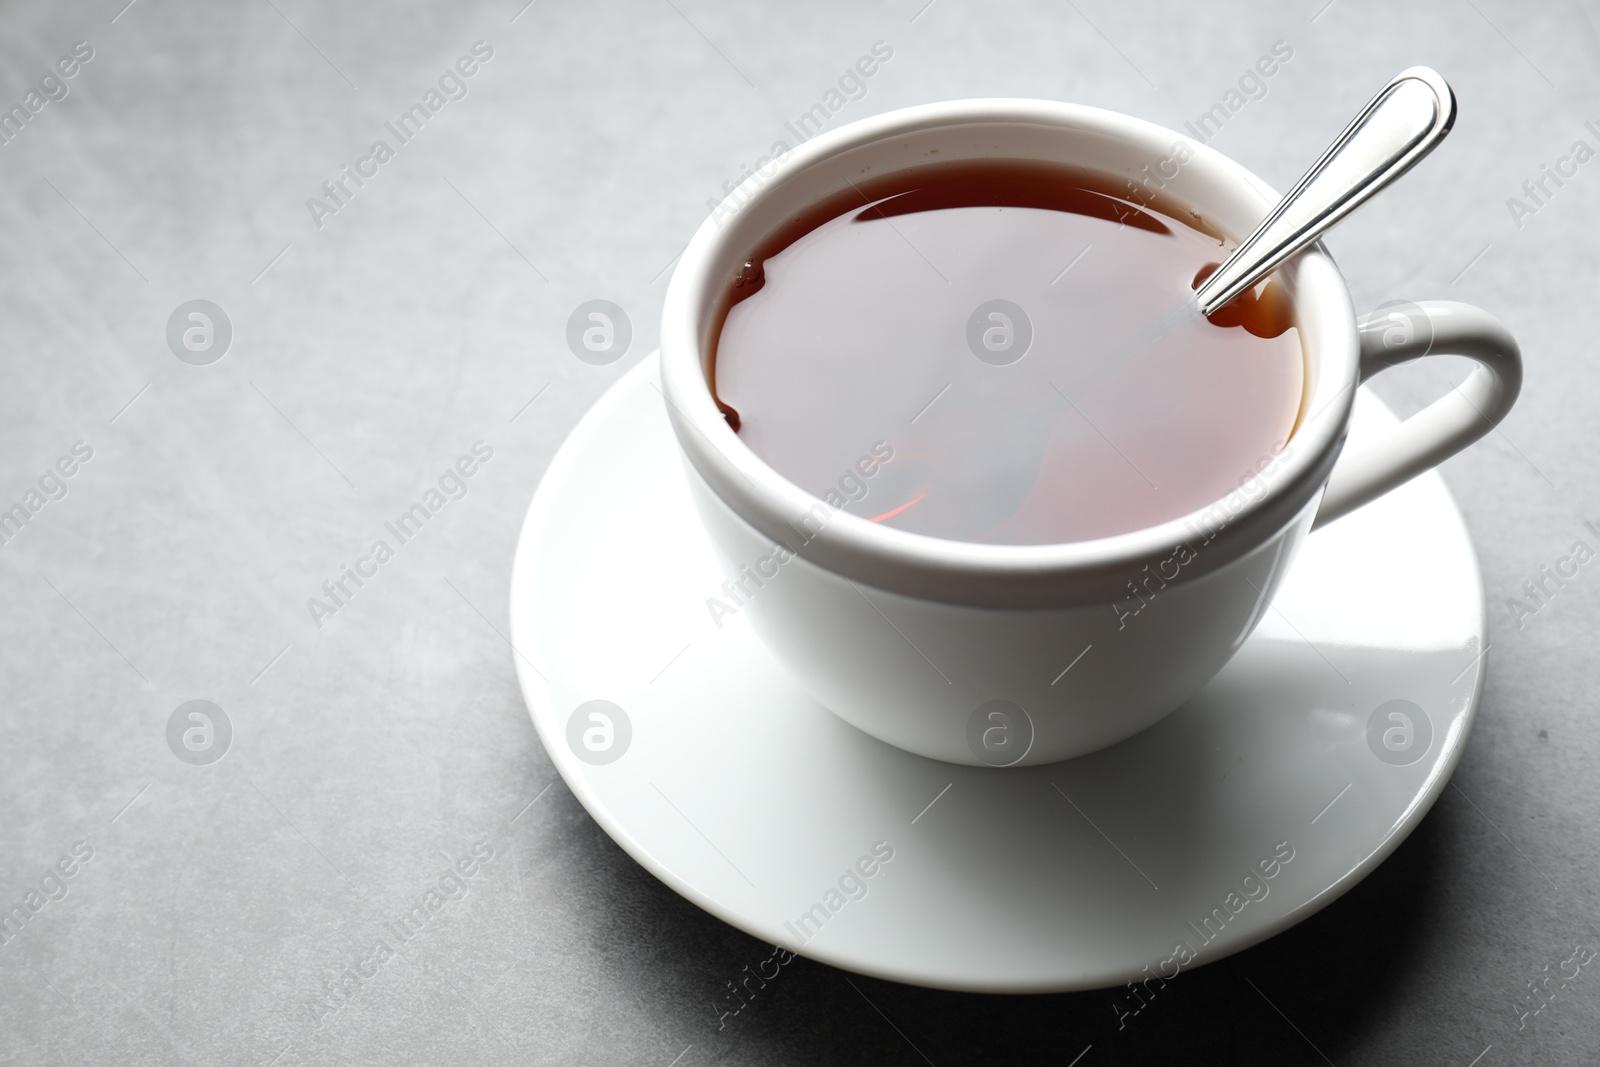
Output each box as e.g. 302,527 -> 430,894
510,353 -> 1486,993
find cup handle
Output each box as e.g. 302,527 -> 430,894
1312,300 -> 1522,529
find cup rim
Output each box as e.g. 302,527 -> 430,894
660,98 -> 1359,609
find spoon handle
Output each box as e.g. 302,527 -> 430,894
1193,66 -> 1456,317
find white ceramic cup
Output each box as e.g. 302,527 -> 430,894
660,99 -> 1521,767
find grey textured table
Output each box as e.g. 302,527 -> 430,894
1,0 -> 1595,1063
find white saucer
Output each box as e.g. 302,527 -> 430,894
509,354 -> 1485,993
